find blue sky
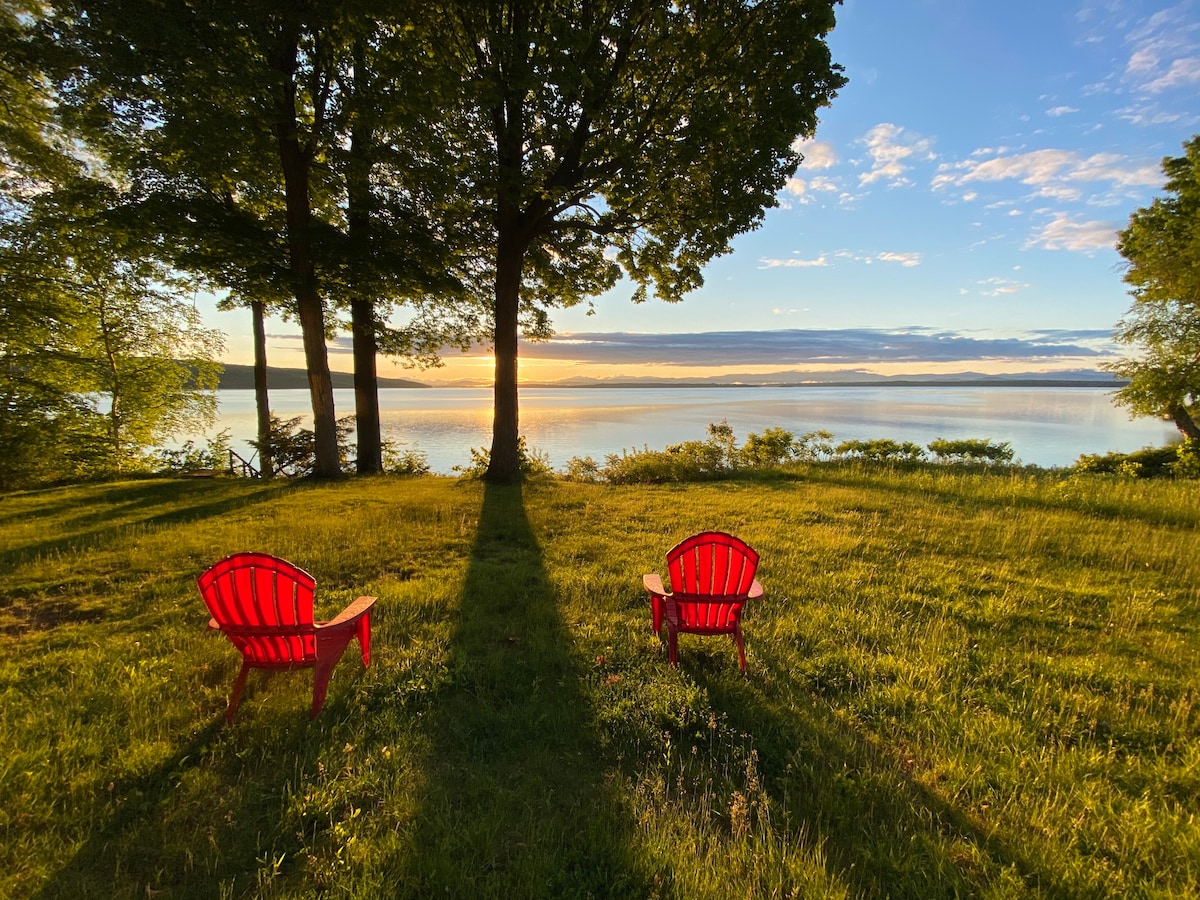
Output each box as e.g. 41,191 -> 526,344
215,0 -> 1200,383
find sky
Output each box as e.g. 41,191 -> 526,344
207,0 -> 1200,384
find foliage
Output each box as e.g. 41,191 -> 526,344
0,189 -> 222,488
427,1 -> 845,480
3,473 -> 1200,896
453,436 -> 552,480
1106,135 -> 1200,442
927,437 -> 1014,464
249,414 -> 357,478
381,443 -> 432,477
835,438 -> 926,462
1073,441 -> 1199,479
154,431 -> 231,474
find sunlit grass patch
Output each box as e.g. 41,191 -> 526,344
2,469 -> 1198,897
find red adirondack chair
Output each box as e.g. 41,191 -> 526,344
643,531 -> 763,672
197,552 -> 377,721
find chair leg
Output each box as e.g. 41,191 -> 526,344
733,627 -> 747,673
226,660 -> 252,723
357,613 -> 372,667
310,640 -> 351,719
651,596 -> 663,634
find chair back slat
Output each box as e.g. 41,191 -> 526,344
198,553 -> 318,664
663,532 -> 758,630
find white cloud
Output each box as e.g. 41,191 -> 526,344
792,138 -> 839,169
875,251 -> 922,267
1143,56 -> 1200,92
932,148 -> 1160,200
977,276 -> 1031,297
858,123 -> 935,187
1046,105 -> 1080,116
962,191 -> 978,202
784,178 -> 809,198
808,176 -> 839,192
758,254 -> 829,269
1027,214 -> 1118,252
1122,4 -> 1200,96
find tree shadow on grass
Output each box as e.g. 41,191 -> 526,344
0,478 -> 294,574
692,651 -> 1070,899
392,482 -> 649,896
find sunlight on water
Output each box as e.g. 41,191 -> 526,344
202,386 -> 1178,475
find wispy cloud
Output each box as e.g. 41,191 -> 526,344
1046,105 -> 1080,116
933,148 -> 1160,197
858,123 -> 935,187
1026,213 -> 1119,252
875,251 -> 922,267
758,254 -> 829,269
977,277 -> 1031,297
499,328 -> 1115,367
1123,3 -> 1200,94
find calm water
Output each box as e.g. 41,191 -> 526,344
202,385 -> 1178,474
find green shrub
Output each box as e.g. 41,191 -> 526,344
455,435 -> 552,479
740,426 -> 797,467
154,430 -> 231,473
836,438 -> 926,462
382,444 -> 432,476
927,437 -> 1014,464
1073,445 -> 1180,478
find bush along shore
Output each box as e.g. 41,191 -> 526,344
2,455 -> 1199,898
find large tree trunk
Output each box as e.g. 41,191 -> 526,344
1170,404 -> 1200,442
486,228 -> 524,483
250,299 -> 274,479
271,27 -> 340,479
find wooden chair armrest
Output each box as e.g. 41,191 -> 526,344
748,580 -> 764,600
319,595 -> 378,630
207,617 -> 221,631
643,573 -> 668,597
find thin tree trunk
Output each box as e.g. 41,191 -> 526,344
250,299 -> 274,479
351,297 -> 382,473
347,49 -> 383,474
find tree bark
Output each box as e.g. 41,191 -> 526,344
271,27 -> 340,479
486,227 -> 524,482
347,52 -> 383,475
351,296 -> 382,473
250,299 -> 274,479
1171,404 -> 1200,441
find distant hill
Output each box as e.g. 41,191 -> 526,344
217,364 -> 429,390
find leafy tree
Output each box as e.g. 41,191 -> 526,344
44,1 -> 472,478
1106,135 -> 1200,442
437,0 -> 845,481
0,191 -> 222,485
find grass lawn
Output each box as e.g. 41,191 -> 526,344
1,466 -> 1198,898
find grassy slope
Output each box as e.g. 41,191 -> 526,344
1,469 -> 1198,899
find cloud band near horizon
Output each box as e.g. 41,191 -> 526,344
294,327 -> 1117,367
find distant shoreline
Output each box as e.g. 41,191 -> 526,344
216,377 -> 1123,390
216,362 -> 1124,391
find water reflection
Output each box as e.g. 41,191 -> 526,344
203,386 -> 1177,474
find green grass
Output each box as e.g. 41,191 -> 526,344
1,466 -> 1198,898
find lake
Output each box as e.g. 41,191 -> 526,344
202,385 -> 1179,474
